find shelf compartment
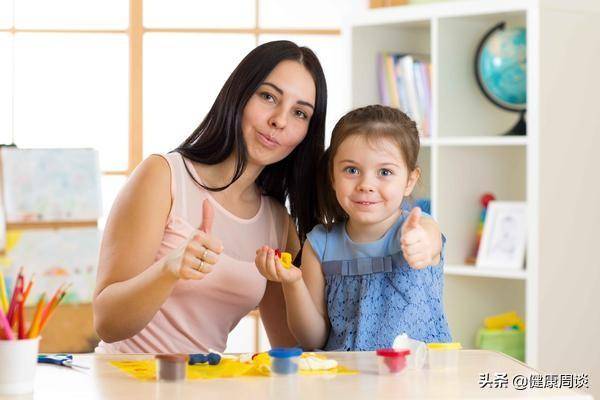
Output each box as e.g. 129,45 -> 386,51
436,146 -> 526,265
444,276 -> 525,348
351,22 -> 431,108
436,11 -> 526,138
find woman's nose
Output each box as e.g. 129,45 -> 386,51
268,107 -> 287,129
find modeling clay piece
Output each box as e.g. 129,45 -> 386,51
188,352 -> 221,366
273,249 -> 292,269
156,354 -> 188,381
298,356 -> 338,371
280,252 -> 292,269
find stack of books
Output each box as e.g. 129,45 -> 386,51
377,52 -> 432,137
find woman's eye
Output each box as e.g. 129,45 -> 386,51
379,169 -> 393,177
344,167 -> 359,175
295,109 -> 308,119
260,92 -> 275,102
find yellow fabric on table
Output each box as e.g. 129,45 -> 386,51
110,354 -> 357,381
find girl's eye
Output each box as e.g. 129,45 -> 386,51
294,109 -> 308,119
260,92 -> 275,102
379,168 -> 393,177
344,167 -> 359,175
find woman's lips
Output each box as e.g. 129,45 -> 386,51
257,131 -> 279,148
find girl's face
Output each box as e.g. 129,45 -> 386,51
332,134 -> 420,228
241,60 -> 316,167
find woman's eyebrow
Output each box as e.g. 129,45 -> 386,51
262,82 -> 315,110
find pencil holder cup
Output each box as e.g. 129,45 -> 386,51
0,337 -> 40,395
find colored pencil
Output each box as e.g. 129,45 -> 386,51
7,270 -> 24,326
22,274 -> 35,305
0,304 -> 14,340
0,270 -> 8,314
39,284 -> 65,332
17,292 -> 25,339
27,293 -> 45,339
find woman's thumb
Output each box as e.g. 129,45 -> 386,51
200,199 -> 214,233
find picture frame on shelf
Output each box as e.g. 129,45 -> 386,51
476,201 -> 527,270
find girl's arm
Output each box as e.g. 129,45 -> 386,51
258,215 -> 301,347
282,242 -> 329,350
255,240 -> 329,350
93,155 -> 221,343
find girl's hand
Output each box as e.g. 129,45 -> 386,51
255,246 -> 302,284
400,207 -> 435,270
164,199 -> 223,279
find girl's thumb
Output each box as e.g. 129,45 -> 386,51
404,207 -> 422,230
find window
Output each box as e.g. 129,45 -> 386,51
1,1 -> 344,226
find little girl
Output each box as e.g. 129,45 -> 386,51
255,105 -> 451,351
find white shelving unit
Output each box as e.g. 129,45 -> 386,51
345,0 -> 600,370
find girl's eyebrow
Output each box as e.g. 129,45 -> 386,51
261,82 -> 315,110
337,159 -> 400,168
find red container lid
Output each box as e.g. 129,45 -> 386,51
376,348 -> 410,358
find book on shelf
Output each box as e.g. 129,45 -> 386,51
377,52 -> 432,137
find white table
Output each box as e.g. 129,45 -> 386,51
0,350 -> 593,399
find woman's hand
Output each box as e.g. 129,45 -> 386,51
255,246 -> 302,284
164,199 -> 223,279
400,207 -> 437,270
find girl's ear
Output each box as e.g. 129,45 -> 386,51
404,167 -> 421,197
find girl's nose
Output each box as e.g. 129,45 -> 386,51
357,179 -> 376,193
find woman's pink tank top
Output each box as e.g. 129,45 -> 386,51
97,153 -> 289,354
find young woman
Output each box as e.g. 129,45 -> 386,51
93,41 -> 327,353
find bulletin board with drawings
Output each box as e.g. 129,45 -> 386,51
0,147 -> 102,352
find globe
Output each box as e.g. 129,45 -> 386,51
477,24 -> 526,109
475,22 -> 527,135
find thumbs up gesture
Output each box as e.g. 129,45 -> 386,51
400,207 -> 435,270
165,199 -> 224,280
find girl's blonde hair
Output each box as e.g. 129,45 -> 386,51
317,105 -> 420,229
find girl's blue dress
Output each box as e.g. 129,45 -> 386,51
306,211 -> 451,351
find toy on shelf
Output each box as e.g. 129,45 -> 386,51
476,311 -> 525,361
465,193 -> 496,265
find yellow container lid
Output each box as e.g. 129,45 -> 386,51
427,342 -> 462,350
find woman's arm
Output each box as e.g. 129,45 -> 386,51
93,155 -> 176,342
93,155 -> 222,343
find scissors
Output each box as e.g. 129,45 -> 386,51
38,354 -> 89,369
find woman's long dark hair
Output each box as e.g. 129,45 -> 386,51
173,40 -> 327,243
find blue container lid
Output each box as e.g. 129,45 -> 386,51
268,347 -> 303,358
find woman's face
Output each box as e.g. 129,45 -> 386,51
241,60 -> 316,167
